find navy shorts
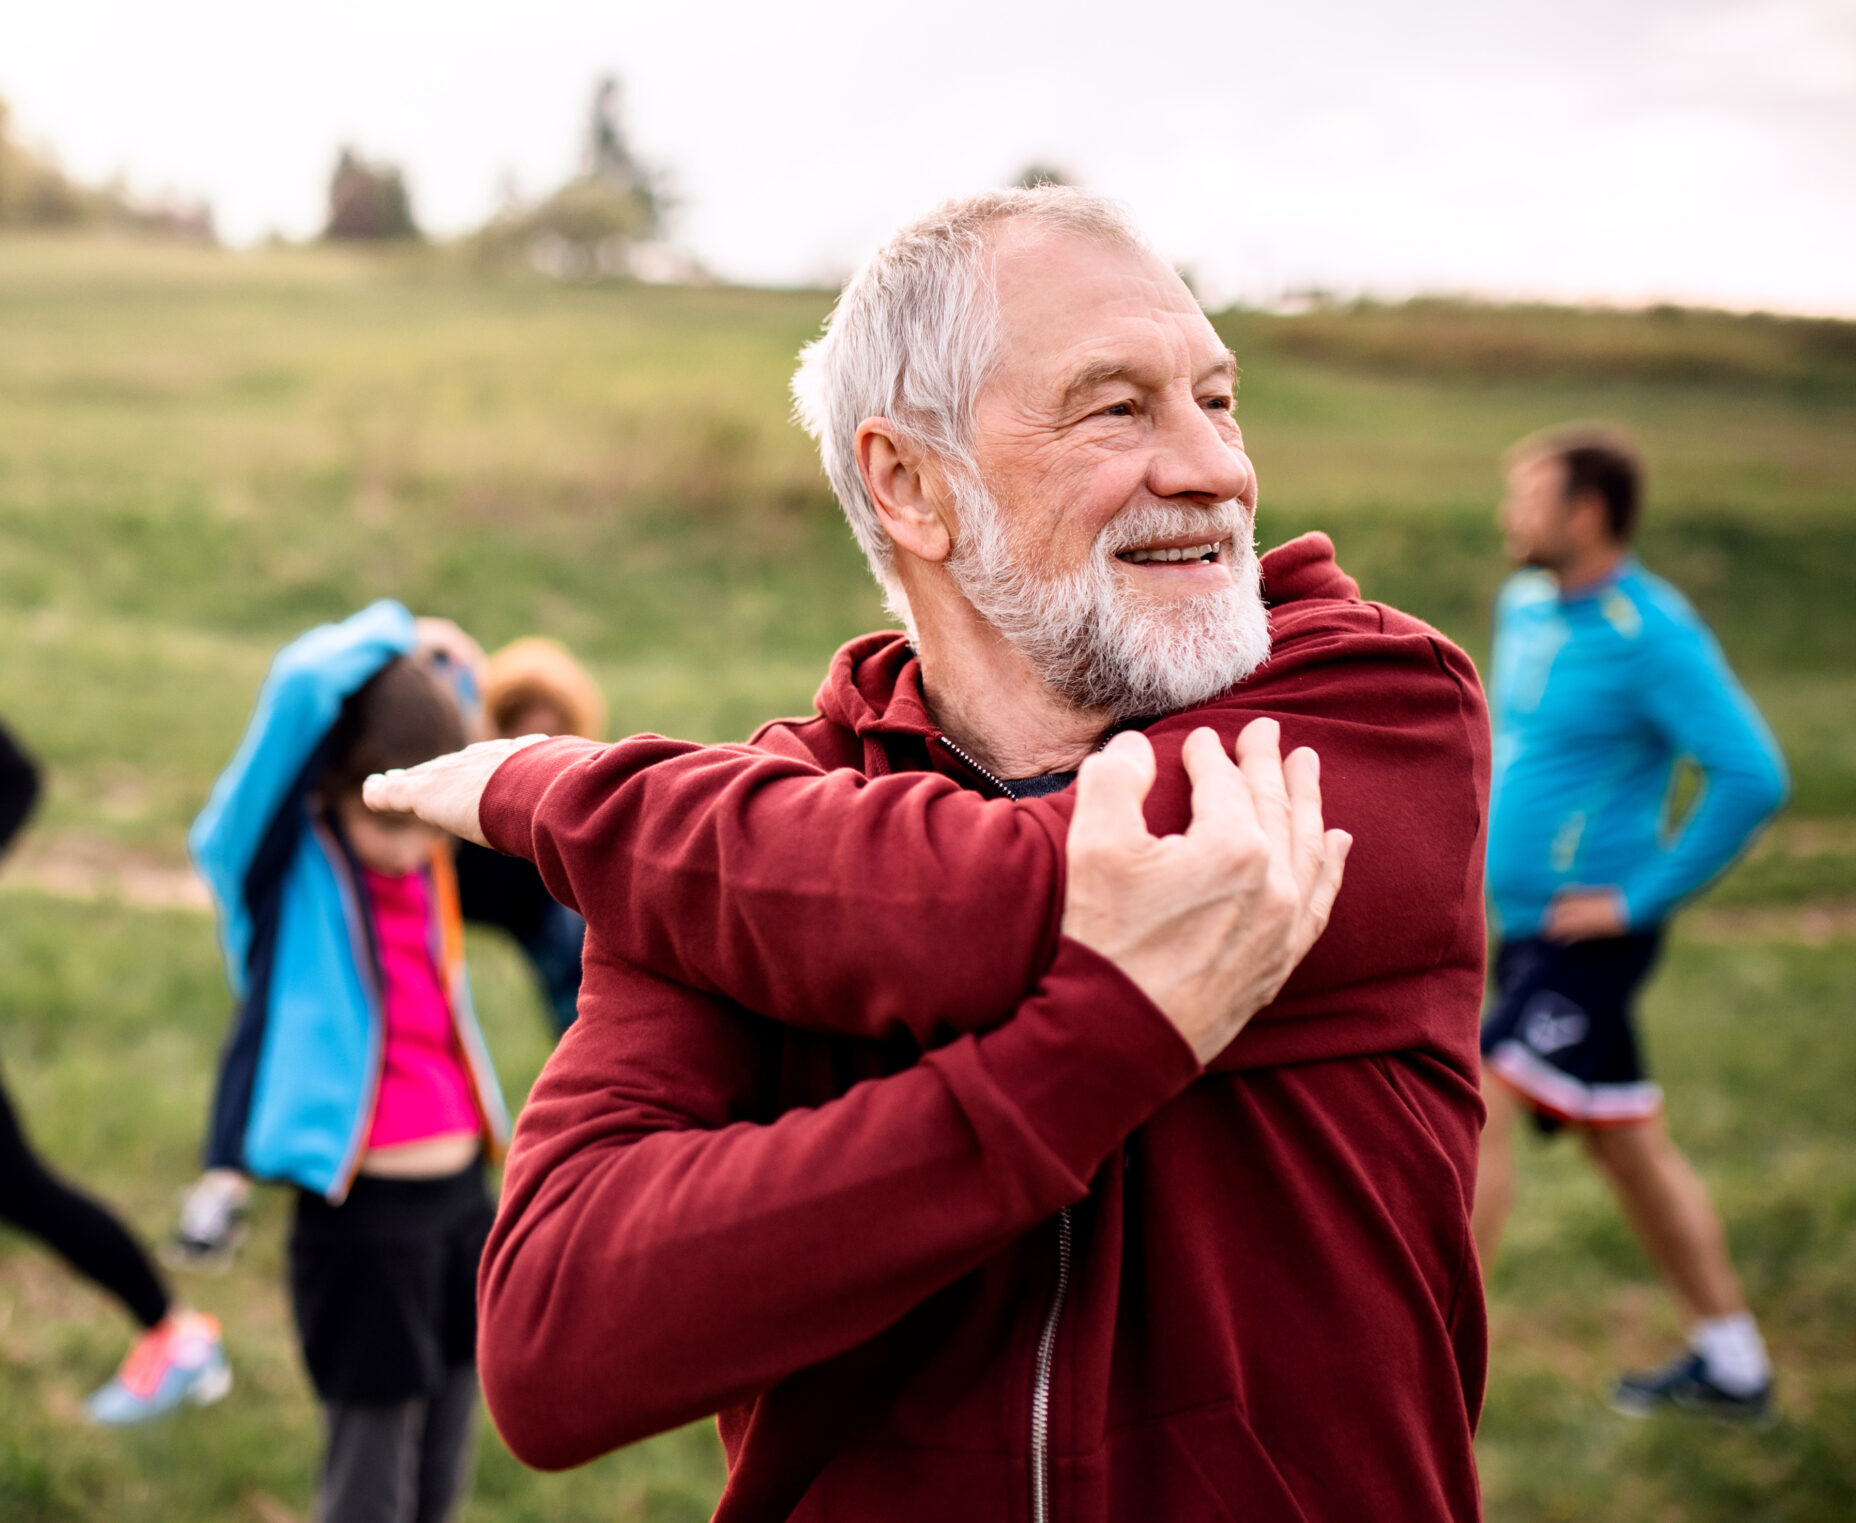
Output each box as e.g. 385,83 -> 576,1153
1480,932 -> 1665,1134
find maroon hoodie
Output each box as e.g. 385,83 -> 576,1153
478,534 -> 1491,1522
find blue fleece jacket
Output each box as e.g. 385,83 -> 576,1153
190,602 -> 509,1200
1486,559 -> 1788,938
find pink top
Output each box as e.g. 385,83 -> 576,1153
361,866 -> 481,1151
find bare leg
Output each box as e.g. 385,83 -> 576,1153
1472,1075 -> 1524,1270
1581,1116 -> 1744,1320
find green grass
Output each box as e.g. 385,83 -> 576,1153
0,895 -> 725,1522
1477,936 -> 1856,1523
0,235 -> 1852,1519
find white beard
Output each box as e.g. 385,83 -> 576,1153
946,478 -> 1272,721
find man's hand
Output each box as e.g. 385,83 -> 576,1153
362,735 -> 550,847
1543,887 -> 1628,943
1062,720 -> 1351,1066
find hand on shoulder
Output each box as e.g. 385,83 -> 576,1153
1061,720 -> 1350,1065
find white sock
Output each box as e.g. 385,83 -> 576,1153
1689,1312 -> 1771,1395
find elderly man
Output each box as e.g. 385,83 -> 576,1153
371,188 -> 1491,1521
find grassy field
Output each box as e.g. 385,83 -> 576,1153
0,235 -> 1851,1520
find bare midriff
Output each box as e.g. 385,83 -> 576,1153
359,1130 -> 482,1179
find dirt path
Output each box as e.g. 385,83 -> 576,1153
1686,901 -> 1856,947
2,832 -> 210,913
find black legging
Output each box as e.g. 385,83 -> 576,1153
0,1063 -> 171,1329
0,716 -> 171,1328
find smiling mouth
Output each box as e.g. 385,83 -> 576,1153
1117,540 -> 1224,565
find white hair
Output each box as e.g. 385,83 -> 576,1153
790,186 -> 1151,623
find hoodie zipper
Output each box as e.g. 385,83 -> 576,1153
1030,1206 -> 1073,1523
932,731 -> 1072,1523
932,732 -> 1014,797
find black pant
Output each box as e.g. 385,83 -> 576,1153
319,1363 -> 480,1523
289,1166 -> 493,1404
0,1061 -> 169,1329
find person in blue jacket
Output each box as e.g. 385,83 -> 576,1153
186,601 -> 511,1523
168,629 -> 595,1270
1473,425 -> 1789,1421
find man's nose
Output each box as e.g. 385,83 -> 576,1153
1148,396 -> 1253,505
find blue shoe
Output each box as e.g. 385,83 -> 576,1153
86,1312 -> 232,1425
1611,1350 -> 1773,1424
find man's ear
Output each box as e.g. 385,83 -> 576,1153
1567,487 -> 1615,548
856,419 -> 955,565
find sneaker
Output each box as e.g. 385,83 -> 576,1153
161,1175 -> 249,1274
86,1312 -> 232,1426
1611,1350 -> 1774,1424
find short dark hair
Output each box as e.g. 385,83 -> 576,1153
1509,424 -> 1644,542
319,657 -> 466,799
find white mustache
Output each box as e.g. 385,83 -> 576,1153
1098,502 -> 1252,557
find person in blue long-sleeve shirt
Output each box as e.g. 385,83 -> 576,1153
1474,425 -> 1788,1423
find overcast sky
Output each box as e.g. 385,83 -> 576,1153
4,0 -> 1852,312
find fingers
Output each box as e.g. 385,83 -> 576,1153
1300,828 -> 1352,948
361,767 -> 410,815
1540,896 -> 1575,943
1284,745 -> 1328,892
1071,730 -> 1158,853
1181,726 -> 1260,844
1234,719 -> 1291,856
358,735 -> 542,846
363,750 -> 482,844
361,761 -> 434,817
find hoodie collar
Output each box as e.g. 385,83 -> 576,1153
815,531 -> 1359,740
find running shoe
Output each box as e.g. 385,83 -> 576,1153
86,1312 -> 232,1425
161,1174 -> 249,1273
1611,1350 -> 1773,1424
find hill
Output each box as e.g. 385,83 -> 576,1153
0,237 -> 1851,1521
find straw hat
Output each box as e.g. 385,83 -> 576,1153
482,637 -> 608,741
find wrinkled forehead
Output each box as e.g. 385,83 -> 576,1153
985,226 -> 1226,397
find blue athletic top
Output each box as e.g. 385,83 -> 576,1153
1486,558 -> 1788,938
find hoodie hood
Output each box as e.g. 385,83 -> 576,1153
814,531 -> 1362,738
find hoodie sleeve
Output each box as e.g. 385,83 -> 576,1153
189,600 -> 417,992
480,734 -> 1065,1047
478,935 -> 1200,1469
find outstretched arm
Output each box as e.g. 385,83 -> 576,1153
366,721 -> 1342,1048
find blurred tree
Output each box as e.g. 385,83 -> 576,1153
0,99 -> 88,226
472,75 -> 685,279
323,148 -> 420,241
587,77 -> 650,197
1014,163 -> 1074,189
0,98 -> 215,239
